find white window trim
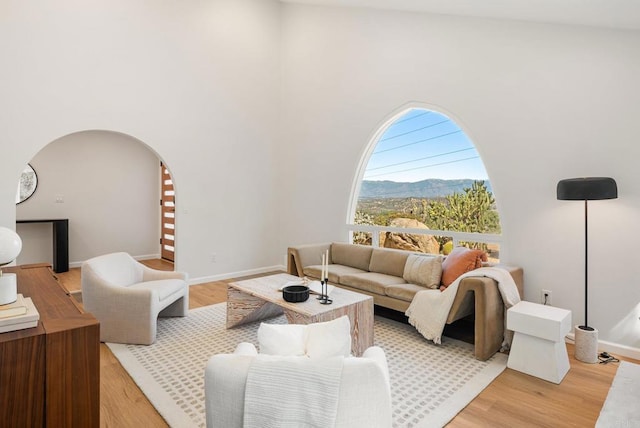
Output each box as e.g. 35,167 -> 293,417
347,102 -> 502,251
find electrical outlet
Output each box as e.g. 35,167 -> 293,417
211,253 -> 217,263
541,289 -> 552,305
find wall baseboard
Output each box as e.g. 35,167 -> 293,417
565,332 -> 640,361
189,265 -> 286,285
69,253 -> 162,269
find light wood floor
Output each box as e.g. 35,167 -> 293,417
58,260 -> 637,427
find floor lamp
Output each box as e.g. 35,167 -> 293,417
556,177 -> 617,363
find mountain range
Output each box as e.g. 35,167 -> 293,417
359,179 -> 492,199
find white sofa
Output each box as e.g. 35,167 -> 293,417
204,343 -> 392,428
81,252 -> 189,345
205,317 -> 391,427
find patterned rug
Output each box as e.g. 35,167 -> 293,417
596,361 -> 640,427
107,303 -> 507,428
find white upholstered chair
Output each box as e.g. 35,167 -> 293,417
81,252 -> 189,345
204,317 -> 392,428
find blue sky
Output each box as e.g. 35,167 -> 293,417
363,109 -> 489,182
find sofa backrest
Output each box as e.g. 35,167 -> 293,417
331,243 -> 373,271
368,248 -> 410,277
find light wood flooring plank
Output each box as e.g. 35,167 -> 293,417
99,344 -> 168,427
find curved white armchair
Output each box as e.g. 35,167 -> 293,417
204,343 -> 392,428
81,252 -> 189,345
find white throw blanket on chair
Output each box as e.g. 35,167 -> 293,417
405,266 -> 521,349
243,354 -> 344,428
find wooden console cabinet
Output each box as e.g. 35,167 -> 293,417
0,264 -> 99,427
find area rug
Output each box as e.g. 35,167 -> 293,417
107,303 -> 507,428
596,361 -> 640,427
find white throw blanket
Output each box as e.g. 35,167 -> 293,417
405,266 -> 521,350
243,355 -> 344,428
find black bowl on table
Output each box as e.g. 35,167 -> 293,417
282,285 -> 310,303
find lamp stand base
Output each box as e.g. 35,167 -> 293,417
0,273 -> 18,305
574,325 -> 598,364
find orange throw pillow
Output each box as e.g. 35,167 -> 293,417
440,247 -> 488,289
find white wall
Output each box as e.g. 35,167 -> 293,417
2,1 -> 639,355
0,0 -> 282,280
278,5 -> 640,352
16,131 -> 159,266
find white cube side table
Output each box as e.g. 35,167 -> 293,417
507,301 -> 572,384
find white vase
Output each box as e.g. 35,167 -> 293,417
0,273 -> 18,305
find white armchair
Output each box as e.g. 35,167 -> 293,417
204,320 -> 392,428
81,252 -> 189,345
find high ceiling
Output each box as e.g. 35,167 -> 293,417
281,0 -> 640,30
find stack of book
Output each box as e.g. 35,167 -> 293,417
0,294 -> 40,333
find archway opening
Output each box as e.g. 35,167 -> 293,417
15,130 -> 176,270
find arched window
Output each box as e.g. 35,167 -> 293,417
349,107 -> 502,261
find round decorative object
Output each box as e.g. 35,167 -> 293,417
16,164 -> 38,204
0,227 -> 22,265
282,285 -> 310,303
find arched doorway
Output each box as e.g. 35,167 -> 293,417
15,130 -> 175,268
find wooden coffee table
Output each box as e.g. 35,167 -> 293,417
226,273 -> 374,356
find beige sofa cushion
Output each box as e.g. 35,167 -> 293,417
368,248 -> 410,278
402,254 -> 443,289
385,283 -> 431,302
331,243 -> 373,271
303,264 -> 367,284
340,272 -> 406,295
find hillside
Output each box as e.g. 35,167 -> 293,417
359,179 -> 492,199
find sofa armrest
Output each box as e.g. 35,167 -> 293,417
362,346 -> 390,389
494,264 -> 524,299
287,243 -> 332,277
205,354 -> 254,428
82,267 -> 158,317
447,266 -> 523,361
448,276 -> 504,361
142,265 -> 188,282
234,342 -> 258,356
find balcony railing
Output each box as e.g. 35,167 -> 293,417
346,223 -> 502,259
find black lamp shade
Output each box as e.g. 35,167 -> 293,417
557,177 -> 617,201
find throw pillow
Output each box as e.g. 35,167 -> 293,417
257,323 -> 307,356
305,315 -> 351,359
440,247 -> 488,288
402,254 -> 443,289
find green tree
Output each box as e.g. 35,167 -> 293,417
355,181 -> 500,251
426,180 -> 500,249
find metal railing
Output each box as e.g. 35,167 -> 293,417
346,223 -> 501,250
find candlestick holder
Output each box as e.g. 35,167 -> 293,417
318,278 -> 333,305
316,279 -> 324,300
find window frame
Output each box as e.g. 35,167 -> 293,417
347,103 -> 502,256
